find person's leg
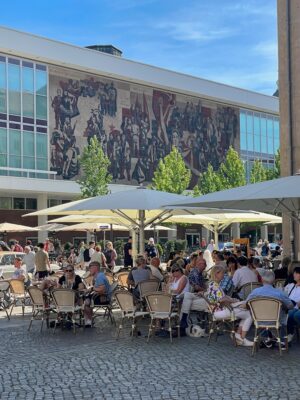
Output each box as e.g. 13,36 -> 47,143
287,309 -> 298,334
233,309 -> 252,339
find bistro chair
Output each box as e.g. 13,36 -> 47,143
145,292 -> 179,343
116,271 -> 129,290
0,281 -> 11,320
247,297 -> 286,356
9,279 -> 30,317
137,279 -> 160,309
114,290 -> 149,339
91,282 -> 118,326
51,289 -> 82,333
27,286 -> 54,332
238,282 -> 263,300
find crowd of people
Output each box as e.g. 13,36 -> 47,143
1,233 -> 300,349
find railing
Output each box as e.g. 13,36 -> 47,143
0,167 -> 57,179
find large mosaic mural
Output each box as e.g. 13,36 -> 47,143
49,65 -> 240,187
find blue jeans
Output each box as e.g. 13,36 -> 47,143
287,309 -> 300,334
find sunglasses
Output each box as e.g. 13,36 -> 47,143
172,269 -> 180,273
65,269 -> 73,272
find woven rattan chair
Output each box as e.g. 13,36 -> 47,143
145,292 -> 179,343
9,279 -> 30,317
104,272 -> 114,285
238,282 -> 263,300
114,290 -> 149,339
91,282 -> 118,325
51,289 -> 81,333
247,297 -> 285,356
200,295 -> 238,346
0,281 -> 11,320
116,271 -> 129,290
27,286 -> 54,332
274,279 -> 286,290
82,274 -> 94,289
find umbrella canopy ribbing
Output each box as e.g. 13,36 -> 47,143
0,222 -> 37,232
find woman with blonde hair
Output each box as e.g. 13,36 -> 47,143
206,265 -> 253,347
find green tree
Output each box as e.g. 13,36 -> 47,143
151,146 -> 191,194
77,136 -> 112,198
267,149 -> 280,180
250,160 -> 268,183
218,146 -> 246,189
193,163 -> 223,195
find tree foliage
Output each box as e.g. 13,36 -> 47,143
218,146 -> 246,189
250,160 -> 268,184
151,146 -> 191,194
77,136 -> 112,198
193,163 -> 223,196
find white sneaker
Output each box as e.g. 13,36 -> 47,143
238,338 -> 254,347
287,334 -> 294,343
235,332 -> 242,341
85,319 -> 92,326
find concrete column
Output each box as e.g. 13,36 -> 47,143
278,0 -> 300,258
260,225 -> 269,242
37,193 -> 48,243
231,223 -> 240,239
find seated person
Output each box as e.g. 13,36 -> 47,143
84,261 -> 111,327
127,255 -> 151,299
214,252 -> 227,268
58,265 -> 84,291
149,257 -> 164,282
188,258 -> 206,293
11,257 -> 31,287
207,265 -> 253,347
185,252 -> 199,275
274,256 -> 291,280
168,264 -> 190,297
247,268 -> 294,349
285,266 -> 300,342
232,256 -> 258,297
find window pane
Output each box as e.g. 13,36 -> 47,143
254,135 -> 261,153
274,119 -> 279,139
36,95 -> 47,119
267,136 -> 274,154
26,198 -> 37,210
9,129 -> 21,155
13,198 -> 25,209
36,158 -> 47,170
246,113 -> 253,134
0,197 -> 11,209
240,132 -> 247,150
0,128 -> 7,154
22,67 -> 34,93
22,92 -> 34,117
254,115 -> 260,135
8,64 -> 20,91
261,117 -> 267,136
9,91 -> 21,115
274,138 -> 280,153
0,154 -> 7,167
23,131 -> 34,156
240,112 -> 246,134
9,155 -> 21,168
0,62 -> 6,114
36,133 -> 47,157
35,70 -> 47,96
23,156 -> 35,169
247,134 -> 254,151
267,118 -> 273,138
261,135 -> 267,153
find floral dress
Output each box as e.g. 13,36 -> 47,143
206,281 -> 225,311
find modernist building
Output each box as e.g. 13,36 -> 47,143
0,26 -> 279,245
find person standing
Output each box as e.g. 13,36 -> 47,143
123,237 -> 133,269
145,238 -> 158,259
83,241 -> 95,270
103,241 -> 117,270
22,246 -> 35,274
207,239 -> 216,253
34,243 -> 50,279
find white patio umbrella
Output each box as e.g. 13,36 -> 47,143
165,212 -> 282,247
165,175 -> 300,220
0,222 -> 37,232
35,223 -> 67,232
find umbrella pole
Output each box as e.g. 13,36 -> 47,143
139,210 -> 145,254
214,225 -> 219,250
131,229 -> 138,261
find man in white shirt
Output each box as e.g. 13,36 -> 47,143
22,246 -> 35,274
11,257 -> 30,287
232,256 -> 258,295
207,239 -> 215,253
149,257 -> 163,282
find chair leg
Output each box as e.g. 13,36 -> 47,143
5,307 -> 10,321
147,318 -> 154,343
252,328 -> 258,357
168,318 -> 172,343
9,301 -> 15,317
28,310 -> 35,331
116,316 -> 123,340
207,320 -> 215,346
276,328 -> 282,356
40,313 -> 44,332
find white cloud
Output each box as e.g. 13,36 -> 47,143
253,41 -> 278,59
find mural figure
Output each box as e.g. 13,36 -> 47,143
49,69 -> 239,185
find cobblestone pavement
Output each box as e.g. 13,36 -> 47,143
1,309 -> 299,400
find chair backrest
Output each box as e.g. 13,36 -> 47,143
117,272 -> 129,287
28,286 -> 45,307
114,290 -> 135,313
0,281 -> 10,292
138,279 -> 160,298
239,282 -> 263,299
52,289 -> 75,308
248,297 -> 282,324
9,279 -> 25,295
105,273 -> 114,285
83,275 -> 94,288
274,279 -> 286,289
145,292 -> 172,314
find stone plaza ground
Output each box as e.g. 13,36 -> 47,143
1,309 -> 299,400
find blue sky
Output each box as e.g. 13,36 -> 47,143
1,0 -> 277,95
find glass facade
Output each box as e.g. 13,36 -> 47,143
0,55 -> 48,178
240,109 -> 279,181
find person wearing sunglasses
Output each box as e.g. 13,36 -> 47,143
58,265 -> 84,291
